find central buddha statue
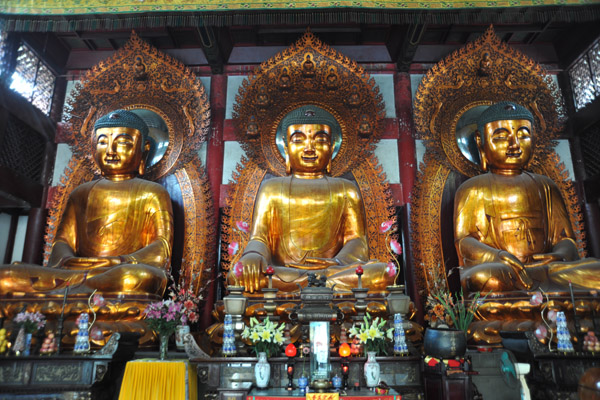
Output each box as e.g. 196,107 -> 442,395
454,101 -> 600,293
0,110 -> 174,296
228,105 -> 393,293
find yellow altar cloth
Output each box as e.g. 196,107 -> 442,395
118,359 -> 197,400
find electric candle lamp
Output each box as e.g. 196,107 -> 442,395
339,342 -> 351,390
285,343 -> 297,357
285,343 -> 296,390
355,265 -> 364,289
339,342 -> 351,357
266,265 -> 275,289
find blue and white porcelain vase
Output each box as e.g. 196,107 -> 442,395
364,351 -> 380,388
73,313 -> 91,354
24,333 -> 32,356
175,325 -> 190,351
298,375 -> 309,392
222,314 -> 236,356
393,313 -> 409,355
254,352 -> 270,389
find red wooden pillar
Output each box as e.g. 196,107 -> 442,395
394,71 -> 422,319
394,72 -> 416,205
202,74 -> 227,329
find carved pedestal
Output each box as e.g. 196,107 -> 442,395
0,356 -> 109,399
0,332 -> 136,400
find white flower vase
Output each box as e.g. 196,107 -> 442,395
364,351 -> 380,388
175,325 -> 190,351
254,352 -> 271,389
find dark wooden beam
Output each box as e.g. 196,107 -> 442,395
385,26 -> 406,63
396,23 -> 427,72
166,27 -> 179,48
554,21 -> 600,69
3,212 -> 19,264
412,43 -> 558,65
0,167 -> 43,208
197,26 -> 230,74
571,97 -> 600,134
65,48 -> 208,69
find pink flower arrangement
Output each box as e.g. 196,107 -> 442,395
144,272 -> 203,335
92,293 -> 106,307
230,261 -> 244,286
379,220 -> 394,233
166,272 -> 202,325
390,239 -> 402,255
234,262 -> 244,277
381,219 -> 403,285
535,324 -> 548,341
14,311 -> 46,334
385,262 -> 396,277
228,242 -> 239,256
530,292 -> 543,306
144,300 -> 187,336
236,220 -> 250,233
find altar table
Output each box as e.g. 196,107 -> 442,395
118,359 -> 197,400
247,387 -> 400,400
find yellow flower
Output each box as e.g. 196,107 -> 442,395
368,327 -> 378,339
251,331 -> 260,341
261,329 -> 272,342
359,331 -> 369,343
274,331 -> 283,344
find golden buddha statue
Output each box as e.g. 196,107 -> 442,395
0,110 -> 174,296
454,101 -> 600,293
228,105 -> 393,294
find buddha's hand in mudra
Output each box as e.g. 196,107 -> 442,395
236,253 -> 267,293
57,256 -> 123,269
529,252 -> 566,267
286,257 -> 340,270
498,251 -> 533,290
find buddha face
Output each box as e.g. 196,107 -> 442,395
286,124 -> 332,176
94,127 -> 145,179
478,119 -> 533,173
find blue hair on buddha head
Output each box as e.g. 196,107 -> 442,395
477,101 -> 534,135
94,109 -> 150,147
281,105 -> 341,144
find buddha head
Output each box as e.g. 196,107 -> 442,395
476,101 -> 534,173
93,110 -> 151,179
281,105 -> 341,177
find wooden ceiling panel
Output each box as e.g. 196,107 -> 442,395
10,22 -> 600,74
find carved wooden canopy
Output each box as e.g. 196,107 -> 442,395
222,31 -> 395,285
411,25 -> 585,296
45,32 -> 215,295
